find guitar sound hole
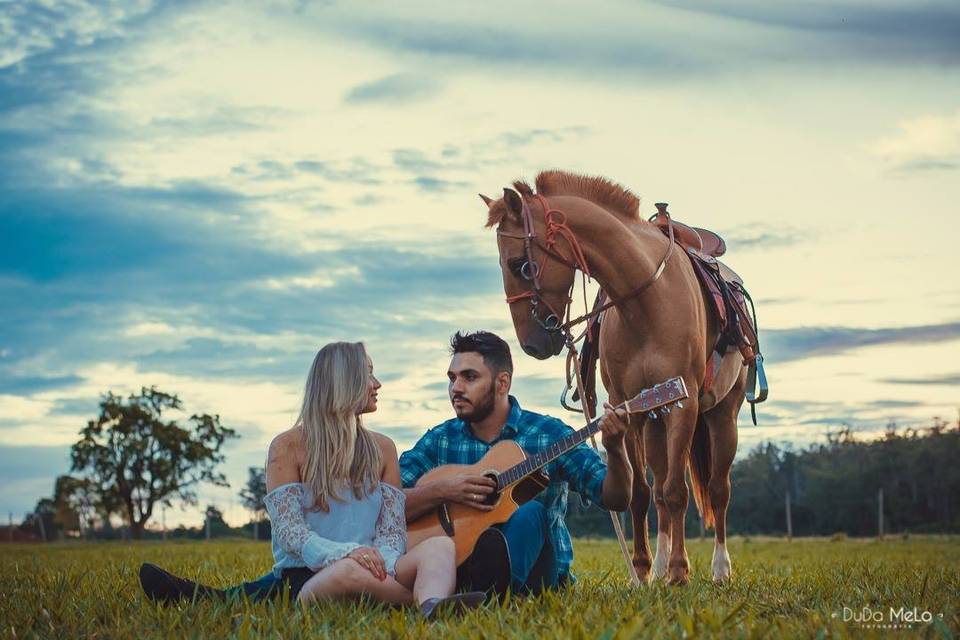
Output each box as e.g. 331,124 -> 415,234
481,471 -> 501,506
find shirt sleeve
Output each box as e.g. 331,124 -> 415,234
550,421 -> 608,507
263,484 -> 360,571
372,483 -> 407,575
398,429 -> 439,488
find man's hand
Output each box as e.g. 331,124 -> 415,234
347,546 -> 387,581
437,473 -> 496,511
599,402 -> 629,450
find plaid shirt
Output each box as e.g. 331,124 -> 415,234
399,395 -> 608,580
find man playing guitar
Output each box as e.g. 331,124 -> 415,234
139,330 -> 632,601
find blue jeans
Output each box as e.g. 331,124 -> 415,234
497,500 -> 559,594
230,501 -> 559,601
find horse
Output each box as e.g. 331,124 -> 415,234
481,170 -> 749,585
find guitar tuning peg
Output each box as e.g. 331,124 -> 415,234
647,411 -> 658,420
660,406 -> 671,415
675,401 -> 684,409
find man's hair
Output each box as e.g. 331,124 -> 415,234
449,330 -> 513,376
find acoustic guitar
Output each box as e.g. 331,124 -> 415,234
406,377 -> 689,565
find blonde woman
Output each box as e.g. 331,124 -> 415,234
263,342 -> 483,618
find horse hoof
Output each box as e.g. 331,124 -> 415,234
667,572 -> 689,586
632,561 -> 653,584
667,566 -> 689,586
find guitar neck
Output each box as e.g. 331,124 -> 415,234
493,377 -> 688,489
496,415 -> 604,488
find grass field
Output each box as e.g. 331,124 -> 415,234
1,536 -> 957,639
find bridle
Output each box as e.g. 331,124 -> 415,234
496,193 -> 677,344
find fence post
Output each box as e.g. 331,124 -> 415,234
161,504 -> 167,541
253,517 -> 259,541
785,491 -> 793,541
8,512 -> 12,543
878,488 -> 884,539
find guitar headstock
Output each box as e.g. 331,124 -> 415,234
624,377 -> 689,417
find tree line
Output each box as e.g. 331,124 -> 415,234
12,386 -> 960,541
567,417 -> 960,537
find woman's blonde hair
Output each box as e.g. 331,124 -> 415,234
298,341 -> 381,511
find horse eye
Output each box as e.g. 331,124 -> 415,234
507,257 -> 525,276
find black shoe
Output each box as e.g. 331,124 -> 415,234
458,528 -> 511,598
419,591 -> 485,620
139,563 -> 225,604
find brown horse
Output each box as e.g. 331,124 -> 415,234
482,171 -> 747,585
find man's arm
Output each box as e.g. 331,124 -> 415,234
553,405 -> 632,511
399,429 -> 495,521
598,403 -> 632,511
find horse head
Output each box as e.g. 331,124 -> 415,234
481,187 -> 574,360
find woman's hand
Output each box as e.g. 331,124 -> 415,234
347,546 -> 387,581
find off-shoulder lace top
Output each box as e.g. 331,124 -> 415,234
263,481 -> 406,577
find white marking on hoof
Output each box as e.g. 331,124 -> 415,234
712,540 -> 732,583
652,532 -> 670,579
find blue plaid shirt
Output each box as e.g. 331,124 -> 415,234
399,396 -> 608,580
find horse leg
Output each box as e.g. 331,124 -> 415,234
703,373 -> 744,584
643,417 -> 671,580
624,427 -> 652,582
663,402 -> 699,586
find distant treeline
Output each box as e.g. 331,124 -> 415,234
567,419 -> 960,538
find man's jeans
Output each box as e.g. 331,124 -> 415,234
229,500 -> 559,601
496,500 -> 559,594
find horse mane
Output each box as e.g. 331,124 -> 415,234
535,170 -> 640,219
484,171 -> 640,228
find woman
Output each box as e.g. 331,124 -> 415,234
263,341 -> 483,617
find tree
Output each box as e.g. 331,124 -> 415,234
70,386 -> 238,539
239,466 -> 268,539
24,498 -> 57,541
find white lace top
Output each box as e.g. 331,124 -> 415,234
263,481 -> 406,577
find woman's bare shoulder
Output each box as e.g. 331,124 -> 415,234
370,431 -> 398,457
267,426 -> 305,488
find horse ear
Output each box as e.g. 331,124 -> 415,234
479,193 -> 493,206
503,188 -> 523,217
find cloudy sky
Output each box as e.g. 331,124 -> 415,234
1,0 -> 958,527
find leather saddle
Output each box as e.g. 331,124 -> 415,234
652,203 -> 727,258
575,203 -> 768,423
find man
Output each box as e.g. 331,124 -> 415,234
140,330 -> 631,602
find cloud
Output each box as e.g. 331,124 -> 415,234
763,321 -> 960,363
0,0 -> 155,69
0,375 -> 83,395
344,73 -> 441,105
412,176 -> 469,193
652,0 -> 960,65
880,372 -> 960,386
719,225 -> 809,251
870,110 -> 960,174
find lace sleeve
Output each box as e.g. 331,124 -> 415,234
372,483 -> 407,574
263,484 -> 360,571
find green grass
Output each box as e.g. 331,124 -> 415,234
1,536 -> 957,639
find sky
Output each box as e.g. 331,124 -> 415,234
1,0 -> 958,528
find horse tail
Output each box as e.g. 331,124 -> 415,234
688,413 -> 715,529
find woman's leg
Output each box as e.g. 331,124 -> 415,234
297,559 -> 414,605
393,536 -> 456,605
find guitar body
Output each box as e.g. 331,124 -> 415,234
407,440 -> 549,566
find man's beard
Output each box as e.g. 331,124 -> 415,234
452,382 -> 496,423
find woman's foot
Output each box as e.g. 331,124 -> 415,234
419,591 -> 486,620
139,563 -> 225,604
